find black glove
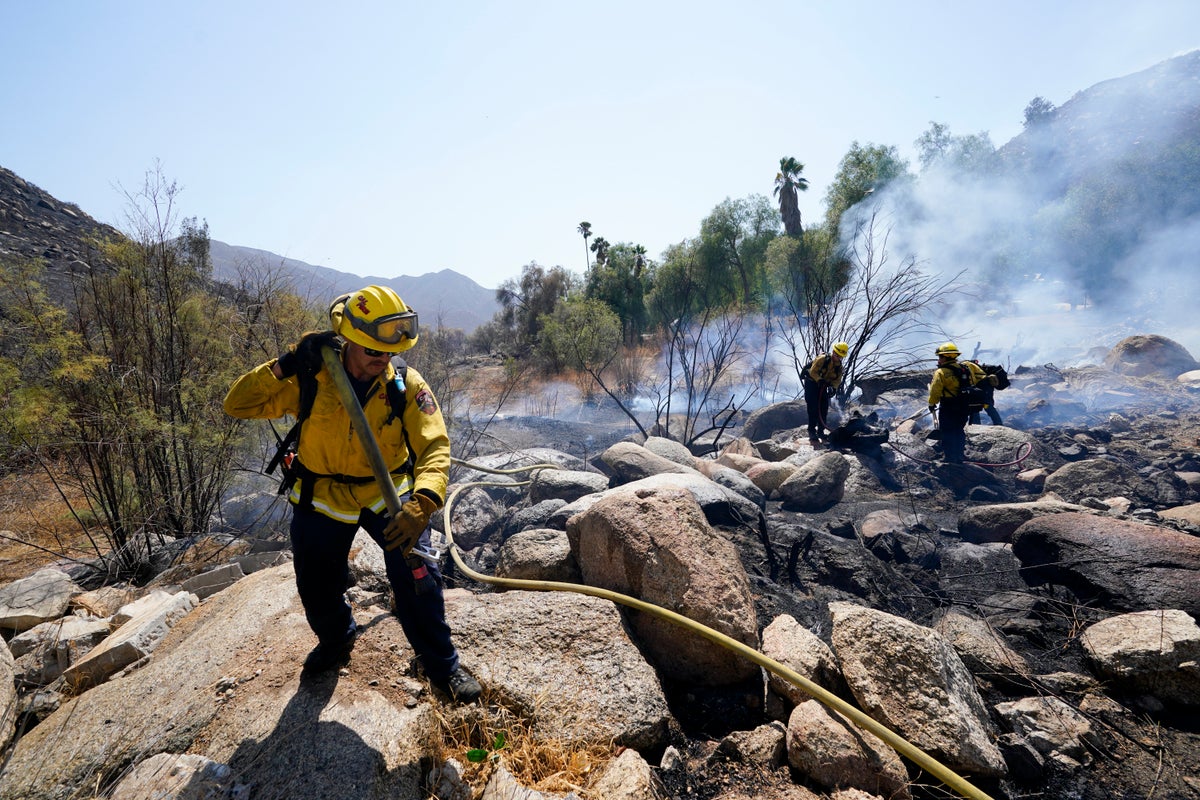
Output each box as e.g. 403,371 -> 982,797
824,385 -> 836,398
277,330 -> 340,378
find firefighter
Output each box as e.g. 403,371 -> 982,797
927,342 -> 987,463
224,285 -> 481,702
967,359 -> 1004,425
804,342 -> 849,444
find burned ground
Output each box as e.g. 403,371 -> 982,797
471,364 -> 1200,800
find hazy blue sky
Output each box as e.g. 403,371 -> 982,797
4,1 -> 1198,289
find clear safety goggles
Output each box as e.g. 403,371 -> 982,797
345,309 -> 419,345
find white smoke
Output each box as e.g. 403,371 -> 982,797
838,56 -> 1200,371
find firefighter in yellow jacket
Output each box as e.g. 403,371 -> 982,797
224,285 -> 480,702
927,342 -> 988,464
803,342 -> 848,444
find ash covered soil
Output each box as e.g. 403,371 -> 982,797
467,363 -> 1200,800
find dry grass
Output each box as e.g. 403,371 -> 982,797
431,687 -> 618,800
0,468 -> 100,583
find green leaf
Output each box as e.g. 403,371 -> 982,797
493,732 -> 507,750
466,749 -> 488,763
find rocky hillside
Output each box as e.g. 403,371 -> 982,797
0,165 -> 499,334
0,166 -> 123,298
999,49 -> 1200,178
2,335 -> 1198,800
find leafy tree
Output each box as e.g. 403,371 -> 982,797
696,195 -> 780,307
823,142 -> 910,236
402,315 -> 468,428
644,241 -> 696,328
538,295 -> 635,421
1023,96 -> 1056,128
915,121 -> 953,171
949,131 -> 997,175
494,262 -> 574,356
583,242 -> 650,344
227,258 -> 323,363
914,123 -> 996,176
773,156 -> 809,237
577,221 -> 593,270
14,167 -> 250,579
0,259 -> 107,472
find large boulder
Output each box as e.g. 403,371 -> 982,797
528,468 -> 610,504
1011,512 -> 1200,617
554,471 -> 763,530
444,589 -> 673,750
567,487 -> 760,685
935,608 -> 1032,681
1042,458 -> 1156,506
530,465 -> 609,503
62,590 -> 199,692
743,401 -> 808,442
0,643 -> 14,754
761,614 -> 843,708
993,697 -> 1096,771
10,615 -> 111,688
494,528 -> 580,583
0,565 -> 438,800
778,452 -> 851,511
1103,334 -> 1199,378
1079,609 -> 1200,707
642,436 -> 698,468
829,602 -> 1006,777
957,499 -> 1086,544
108,753 -> 242,800
786,700 -> 911,799
598,441 -> 700,484
0,568 -> 81,635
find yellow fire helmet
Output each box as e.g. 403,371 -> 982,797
832,342 -> 849,358
331,285 -> 419,352
935,342 -> 960,359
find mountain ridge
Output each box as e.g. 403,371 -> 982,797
0,170 -> 498,333
206,239 -> 497,333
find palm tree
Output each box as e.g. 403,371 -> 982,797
577,222 -> 593,269
590,236 -> 610,266
633,244 -> 647,276
773,157 -> 809,238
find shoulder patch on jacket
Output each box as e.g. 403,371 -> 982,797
415,388 -> 438,415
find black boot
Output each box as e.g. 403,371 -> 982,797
302,628 -> 357,673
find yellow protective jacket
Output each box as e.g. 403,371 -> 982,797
928,359 -> 986,407
223,357 -> 450,524
806,353 -> 844,388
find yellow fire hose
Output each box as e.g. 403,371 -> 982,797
319,345 -> 997,800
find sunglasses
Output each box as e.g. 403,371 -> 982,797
344,309 -> 419,345
362,346 -> 400,358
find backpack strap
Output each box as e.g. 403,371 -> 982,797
273,358 -> 414,510
384,358 -> 415,478
384,357 -> 408,426
956,362 -> 971,387
266,369 -> 321,506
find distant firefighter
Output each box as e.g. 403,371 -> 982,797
928,342 -> 989,463
967,358 -> 1005,425
803,342 -> 848,445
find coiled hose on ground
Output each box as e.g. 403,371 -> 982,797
320,346 -> 997,800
